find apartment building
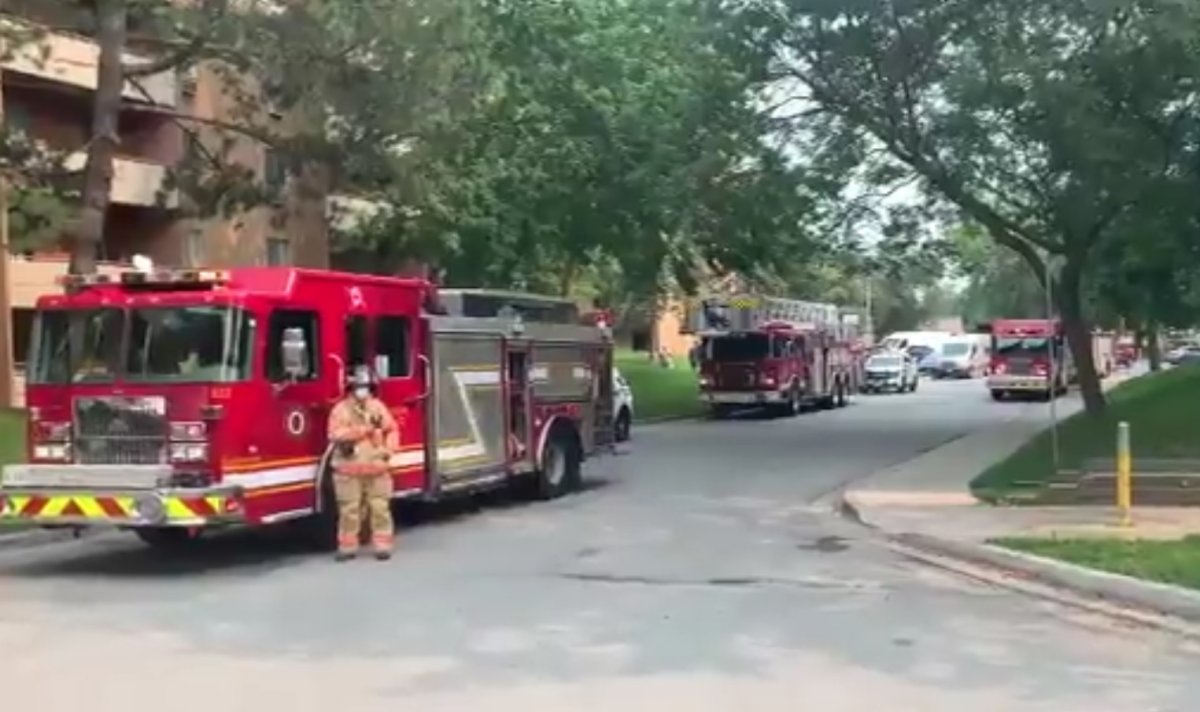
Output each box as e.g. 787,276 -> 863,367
1,13 -> 330,407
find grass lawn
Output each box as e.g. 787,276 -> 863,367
0,409 -> 26,533
615,350 -> 704,422
0,409 -> 24,467
972,365 -> 1200,501
995,536 -> 1200,591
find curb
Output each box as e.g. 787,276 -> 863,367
887,531 -> 1200,639
837,493 -> 1200,639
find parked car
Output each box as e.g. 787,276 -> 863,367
1166,345 -> 1200,366
910,345 -> 940,376
862,351 -> 919,393
613,368 -> 635,442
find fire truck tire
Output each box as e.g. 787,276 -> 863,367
990,389 -> 1006,401
710,405 -> 735,420
535,425 -> 583,500
615,407 -> 632,443
289,467 -> 339,550
133,527 -> 199,550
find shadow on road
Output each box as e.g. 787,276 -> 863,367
0,478 -> 614,579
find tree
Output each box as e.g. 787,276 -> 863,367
734,0 -> 1200,414
335,0 -> 826,306
3,0 -> 491,273
949,222 -> 1046,326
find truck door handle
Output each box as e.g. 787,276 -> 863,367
416,354 -> 432,401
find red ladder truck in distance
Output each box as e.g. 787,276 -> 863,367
684,294 -> 860,418
0,267 -> 616,549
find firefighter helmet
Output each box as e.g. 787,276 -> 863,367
346,365 -> 377,391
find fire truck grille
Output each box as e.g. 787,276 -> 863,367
74,396 -> 168,465
720,367 -> 756,389
1005,357 -> 1034,375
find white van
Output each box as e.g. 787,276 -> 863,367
931,334 -> 990,379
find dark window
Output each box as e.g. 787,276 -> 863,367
266,309 -> 319,381
265,237 -> 291,266
345,315 -> 369,371
375,316 -> 411,378
771,336 -> 789,358
708,333 -> 769,361
28,308 -> 125,384
126,306 -> 254,383
10,308 -> 34,367
264,150 -> 288,192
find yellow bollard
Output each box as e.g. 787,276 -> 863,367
1116,420 -> 1132,527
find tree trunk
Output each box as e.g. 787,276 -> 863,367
1146,322 -> 1162,371
1057,258 -> 1106,414
69,0 -> 127,275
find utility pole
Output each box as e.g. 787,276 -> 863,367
0,65 -> 14,410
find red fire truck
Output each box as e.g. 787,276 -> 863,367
0,267 -> 615,549
685,294 -> 860,418
986,318 -> 1113,401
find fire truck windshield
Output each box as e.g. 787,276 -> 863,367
29,306 -> 254,385
708,333 -> 770,361
995,336 -> 1050,355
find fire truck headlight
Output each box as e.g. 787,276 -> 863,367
698,375 -> 711,389
169,421 -> 207,441
169,443 -> 209,463
33,443 -> 71,462
134,496 -> 166,524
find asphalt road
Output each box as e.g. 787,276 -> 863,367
1,379 -> 1197,711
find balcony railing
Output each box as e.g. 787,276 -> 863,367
0,15 -> 177,106
64,153 -> 178,209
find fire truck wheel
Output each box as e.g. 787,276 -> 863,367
536,426 -> 582,500
990,390 -> 1006,401
289,468 -> 339,550
710,405 -> 735,420
615,407 -> 632,443
133,527 -> 199,550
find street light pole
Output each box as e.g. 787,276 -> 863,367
1045,253 -> 1061,475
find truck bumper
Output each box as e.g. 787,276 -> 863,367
986,375 -> 1050,392
0,464 -> 245,528
701,389 -> 787,405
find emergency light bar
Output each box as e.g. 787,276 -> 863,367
57,269 -> 231,289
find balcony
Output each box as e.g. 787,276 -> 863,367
0,16 -> 176,106
5,253 -> 127,309
64,153 -> 178,209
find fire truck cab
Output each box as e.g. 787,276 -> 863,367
686,294 -> 858,418
0,267 -> 615,549
987,318 -> 1069,400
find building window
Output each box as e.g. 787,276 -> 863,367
265,309 -> 319,382
10,308 -> 34,367
183,226 -> 204,267
374,316 -> 411,378
5,102 -> 33,137
264,150 -> 288,192
265,237 -> 291,266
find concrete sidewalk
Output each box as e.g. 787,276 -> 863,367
838,367 -> 1200,637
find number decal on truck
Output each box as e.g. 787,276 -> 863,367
285,409 -> 308,437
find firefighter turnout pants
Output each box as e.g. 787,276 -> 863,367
333,472 -> 394,554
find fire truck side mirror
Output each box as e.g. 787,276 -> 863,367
280,327 -> 311,381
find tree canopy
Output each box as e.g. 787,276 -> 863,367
729,0 -> 1200,413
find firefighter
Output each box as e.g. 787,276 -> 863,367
327,366 -> 399,561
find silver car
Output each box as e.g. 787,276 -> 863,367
862,351 -> 919,393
